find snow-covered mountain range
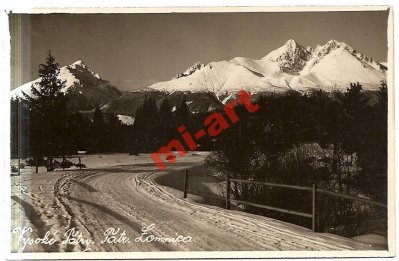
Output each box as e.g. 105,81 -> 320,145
11,60 -> 122,110
149,39 -> 387,94
12,39 -> 387,116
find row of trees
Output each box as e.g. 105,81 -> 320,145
128,79 -> 388,236
129,95 -> 216,154
11,101 -> 130,159
206,82 -> 387,235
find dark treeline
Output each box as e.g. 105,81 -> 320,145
129,95 -> 216,154
11,100 -> 131,158
131,82 -> 388,236
206,83 -> 388,236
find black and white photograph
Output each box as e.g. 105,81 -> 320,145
5,6 -> 394,259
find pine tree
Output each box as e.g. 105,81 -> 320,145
24,51 -> 68,157
344,82 -> 365,119
106,114 -> 124,152
92,105 -> 105,152
159,98 -> 173,123
10,98 -> 29,158
159,98 -> 175,144
130,96 -> 160,153
356,82 -> 388,201
143,97 -> 160,151
176,95 -> 190,125
67,111 -> 90,153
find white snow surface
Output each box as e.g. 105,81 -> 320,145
117,114 -> 135,125
11,154 -> 383,252
149,39 -> 387,94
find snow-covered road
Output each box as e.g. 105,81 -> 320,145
11,155 -> 381,252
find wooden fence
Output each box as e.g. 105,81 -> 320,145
182,170 -> 387,232
45,156 -> 84,172
14,156 -> 85,174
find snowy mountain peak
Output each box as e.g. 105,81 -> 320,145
314,40 -> 347,56
72,60 -> 85,66
67,60 -> 101,80
176,62 -> 204,79
326,39 -> 342,47
149,39 -> 387,95
263,39 -> 312,73
302,40 -> 386,74
284,39 -> 298,49
12,60 -> 122,110
12,60 -> 105,98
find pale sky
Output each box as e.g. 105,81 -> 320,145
10,11 -> 389,91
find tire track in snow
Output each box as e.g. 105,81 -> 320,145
50,166 -> 380,251
136,171 -> 380,251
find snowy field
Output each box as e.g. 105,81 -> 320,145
11,153 -> 385,252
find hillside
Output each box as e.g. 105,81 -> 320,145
11,60 -> 122,111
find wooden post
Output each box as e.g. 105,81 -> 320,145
50,157 -> 53,172
183,170 -> 189,198
78,157 -> 82,170
35,157 -> 38,173
18,157 -> 21,176
312,183 -> 317,232
62,156 -> 65,170
226,174 -> 231,210
17,103 -> 21,176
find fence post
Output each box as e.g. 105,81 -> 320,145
183,170 -> 189,198
18,157 -> 21,176
50,157 -> 54,172
312,183 -> 317,232
78,157 -> 82,170
226,174 -> 231,210
35,157 -> 38,173
62,156 -> 65,170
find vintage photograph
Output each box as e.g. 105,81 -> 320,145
9,7 -> 393,258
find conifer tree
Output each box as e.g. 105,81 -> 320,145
24,51 -> 68,157
92,105 -> 105,152
176,95 -> 190,126
159,98 -> 175,144
131,96 -> 160,153
356,82 -> 388,201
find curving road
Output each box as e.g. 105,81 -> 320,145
11,159 -> 381,252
